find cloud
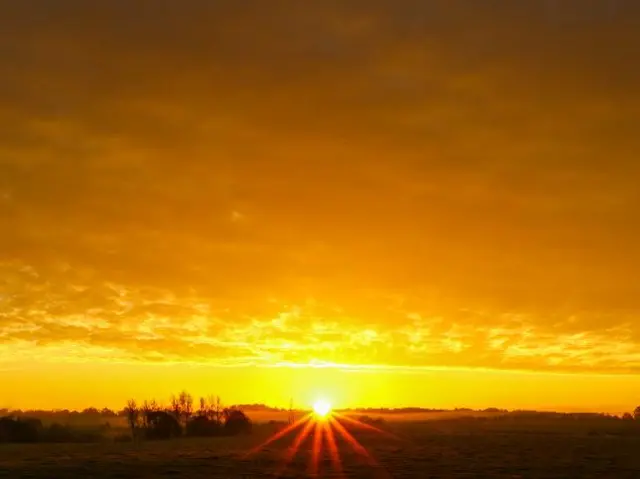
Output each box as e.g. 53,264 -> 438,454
2,263 -> 640,373
1,2 -> 639,375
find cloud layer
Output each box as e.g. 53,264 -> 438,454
1,1 -> 639,374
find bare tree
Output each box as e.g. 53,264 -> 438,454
170,395 -> 181,421
124,399 -> 139,438
141,400 -> 156,429
179,391 -> 193,425
205,395 -> 214,421
199,397 -> 207,417
212,395 -> 223,425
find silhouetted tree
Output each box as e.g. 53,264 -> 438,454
212,395 -> 223,425
186,415 -> 221,437
141,400 -> 153,429
195,395 -> 222,422
622,412 -> 634,421
634,406 -> 640,421
170,394 -> 181,421
0,417 -> 42,443
179,391 -> 193,425
118,392 -> 254,441
124,399 -> 139,438
145,410 -> 182,440
223,408 -> 252,435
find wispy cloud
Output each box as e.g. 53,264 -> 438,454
2,261 -> 640,374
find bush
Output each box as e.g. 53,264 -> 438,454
224,409 -> 252,435
0,417 -> 42,443
186,416 -> 221,437
145,411 -> 182,440
0,417 -> 108,443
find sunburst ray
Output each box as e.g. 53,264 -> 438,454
310,420 -> 324,475
329,416 -> 375,463
323,417 -> 344,477
333,412 -> 399,439
244,408 -> 397,478
331,417 -> 394,478
244,413 -> 313,458
276,417 -> 316,476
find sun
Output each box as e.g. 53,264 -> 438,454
246,398 -> 396,476
313,399 -> 332,419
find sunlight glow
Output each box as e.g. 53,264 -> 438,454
244,408 -> 396,477
313,399 -> 332,418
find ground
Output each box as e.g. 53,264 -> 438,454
1,416 -> 640,478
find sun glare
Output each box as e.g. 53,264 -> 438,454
313,399 -> 332,418
246,402 -> 395,476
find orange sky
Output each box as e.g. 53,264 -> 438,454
1,1 -> 639,413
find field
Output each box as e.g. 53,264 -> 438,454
2,413 -> 640,478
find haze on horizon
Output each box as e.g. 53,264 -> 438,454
1,1 -> 639,413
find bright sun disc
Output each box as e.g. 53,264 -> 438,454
313,399 -> 332,418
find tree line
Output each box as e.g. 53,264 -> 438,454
3,401 -> 640,444
0,390 -> 251,443
622,406 -> 640,421
123,391 -> 251,441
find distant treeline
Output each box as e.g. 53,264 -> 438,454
337,407 -> 640,420
0,391 -> 254,444
3,401 -> 640,444
336,407 -> 509,414
0,403 -> 284,420
3,404 -> 640,421
0,417 -> 110,443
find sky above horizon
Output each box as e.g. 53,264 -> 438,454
1,1 -> 640,412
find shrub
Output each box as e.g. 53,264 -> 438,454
224,409 -> 252,435
0,417 -> 42,443
186,415 -> 222,437
144,411 -> 182,440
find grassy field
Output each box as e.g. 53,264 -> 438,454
2,414 -> 640,478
